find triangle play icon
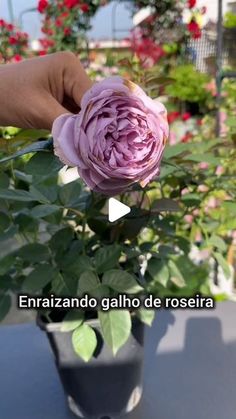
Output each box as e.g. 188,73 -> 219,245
108,198 -> 131,222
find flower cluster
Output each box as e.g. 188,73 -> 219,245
168,111 -> 191,124
129,0 -> 207,67
129,28 -> 165,68
37,0 -> 109,53
186,0 -> 207,39
0,19 -> 29,64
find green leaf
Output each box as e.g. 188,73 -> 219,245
13,170 -> 32,184
14,129 -> 50,141
17,243 -> 50,262
168,259 -> 186,288
72,324 -> 97,362
31,204 -> 61,218
99,310 -> 132,355
183,153 -> 221,165
214,252 -> 231,279
148,259 -> 169,287
222,202 -> 236,214
26,152 -> 63,176
49,227 -> 74,253
146,76 -> 174,86
137,309 -> 155,326
103,269 -> 143,294
59,180 -> 82,207
60,254 -> 93,277
22,264 -> 56,292
15,214 -> 38,235
29,185 -> 55,204
164,143 -> 191,159
0,173 -> 9,188
151,198 -> 180,212
0,212 -> 11,232
61,311 -> 84,332
208,235 -> 227,252
0,254 -> 15,275
94,245 -> 121,274
51,271 -> 77,296
0,294 -> 11,321
181,193 -> 201,206
78,271 -> 100,294
159,165 -> 178,178
0,275 -> 11,291
0,188 -> 36,202
0,224 -> 18,242
226,116 -> 236,128
89,285 -> 110,299
0,139 -> 53,164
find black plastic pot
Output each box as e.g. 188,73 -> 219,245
37,315 -> 145,419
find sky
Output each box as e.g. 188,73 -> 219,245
0,0 -> 134,40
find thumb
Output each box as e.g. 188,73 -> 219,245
38,94 -> 71,131
62,53 -> 93,108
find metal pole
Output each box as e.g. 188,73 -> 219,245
112,0 -> 119,42
18,8 -> 37,29
7,0 -> 14,22
215,0 -> 223,137
214,0 -> 223,287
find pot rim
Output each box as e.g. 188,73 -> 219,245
37,313 -> 101,333
37,312 -> 141,333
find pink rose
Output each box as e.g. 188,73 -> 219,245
52,76 -> 169,195
197,184 -> 209,193
198,162 -> 209,170
215,165 -> 224,176
184,214 -> 194,224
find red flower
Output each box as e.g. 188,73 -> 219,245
182,112 -> 191,121
181,132 -> 193,143
15,31 -> 23,40
0,19 -> 6,27
9,36 -> 18,45
61,11 -> 69,18
187,0 -> 196,8
55,18 -> 63,27
39,38 -> 55,48
23,32 -> 29,38
79,3 -> 89,13
64,0 -> 79,8
38,0 -> 48,13
64,27 -> 71,36
38,50 -> 47,56
168,111 -> 180,124
6,23 -> 14,31
12,54 -> 23,62
187,20 -> 201,39
134,38 -> 164,68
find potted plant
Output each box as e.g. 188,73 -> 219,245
0,140 -> 223,417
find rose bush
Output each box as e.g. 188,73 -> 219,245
129,0 -> 206,67
0,19 -> 29,63
52,76 -> 169,195
38,0 -> 109,53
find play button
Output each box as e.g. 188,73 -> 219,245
108,198 -> 131,222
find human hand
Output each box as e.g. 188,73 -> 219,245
0,52 -> 92,130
